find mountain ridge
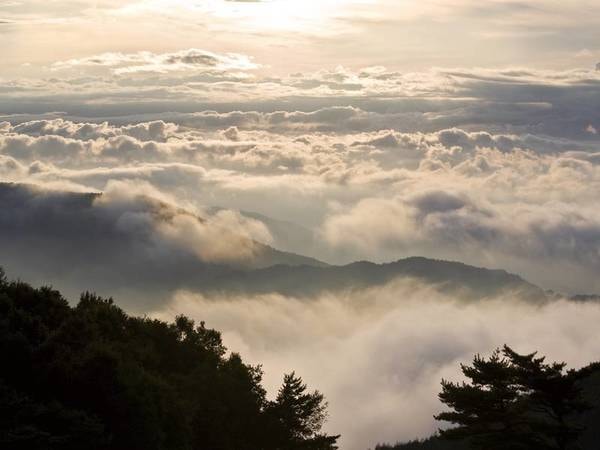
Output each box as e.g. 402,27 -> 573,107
203,256 -> 548,301
1,182 -> 595,307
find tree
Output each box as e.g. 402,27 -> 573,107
435,349 -> 526,449
503,346 -> 589,450
0,270 -> 338,450
268,372 -> 339,450
435,346 -> 587,450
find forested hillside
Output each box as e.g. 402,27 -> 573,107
0,268 -> 339,450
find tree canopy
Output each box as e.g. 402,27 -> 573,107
379,349 -> 600,450
0,268 -> 339,450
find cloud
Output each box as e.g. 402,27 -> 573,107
0,182 -> 291,310
181,106 -> 367,132
576,49 -> 594,58
152,281 -> 600,450
1,65 -> 600,147
3,115 -> 600,293
155,206 -> 273,263
10,118 -> 180,141
322,187 -> 600,293
52,48 -> 259,75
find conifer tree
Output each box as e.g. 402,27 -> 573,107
269,372 -> 340,450
435,346 -> 588,450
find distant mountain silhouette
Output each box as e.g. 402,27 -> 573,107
569,294 -> 600,303
205,257 -> 548,301
0,182 -> 571,307
0,182 -> 328,308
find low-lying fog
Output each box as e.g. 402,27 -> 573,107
153,281 -> 600,450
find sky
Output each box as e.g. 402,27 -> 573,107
3,1 -> 600,448
3,0 -> 600,75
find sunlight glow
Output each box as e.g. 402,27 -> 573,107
212,0 -> 349,31
113,0 -> 376,36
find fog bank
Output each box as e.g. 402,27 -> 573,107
153,281 -> 600,450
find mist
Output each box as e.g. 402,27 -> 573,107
4,2 -> 600,450
152,281 -> 600,450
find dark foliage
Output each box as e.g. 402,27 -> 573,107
375,436 -> 468,450
266,373 -> 339,450
381,348 -> 600,450
0,268 -> 339,450
435,346 -> 588,449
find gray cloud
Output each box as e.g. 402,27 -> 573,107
52,48 -> 259,75
322,188 -> 600,293
2,66 -> 600,141
0,183 -> 332,311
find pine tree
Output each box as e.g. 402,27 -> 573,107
269,372 -> 339,450
435,346 -> 588,450
503,346 -> 589,450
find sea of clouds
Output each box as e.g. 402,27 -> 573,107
3,63 -> 600,292
3,41 -> 600,450
152,282 -> 600,450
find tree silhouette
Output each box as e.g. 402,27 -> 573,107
268,372 -> 340,450
502,346 -> 589,450
0,269 -> 339,450
435,346 -> 588,450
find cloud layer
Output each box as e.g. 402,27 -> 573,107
152,282 -> 600,450
0,182 -> 326,310
4,3 -> 600,450
2,76 -> 600,293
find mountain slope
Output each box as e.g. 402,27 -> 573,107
0,182 -> 325,269
0,183 -> 549,307
206,257 -> 547,301
0,183 -> 327,308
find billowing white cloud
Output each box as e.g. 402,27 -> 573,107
3,113 -> 600,292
